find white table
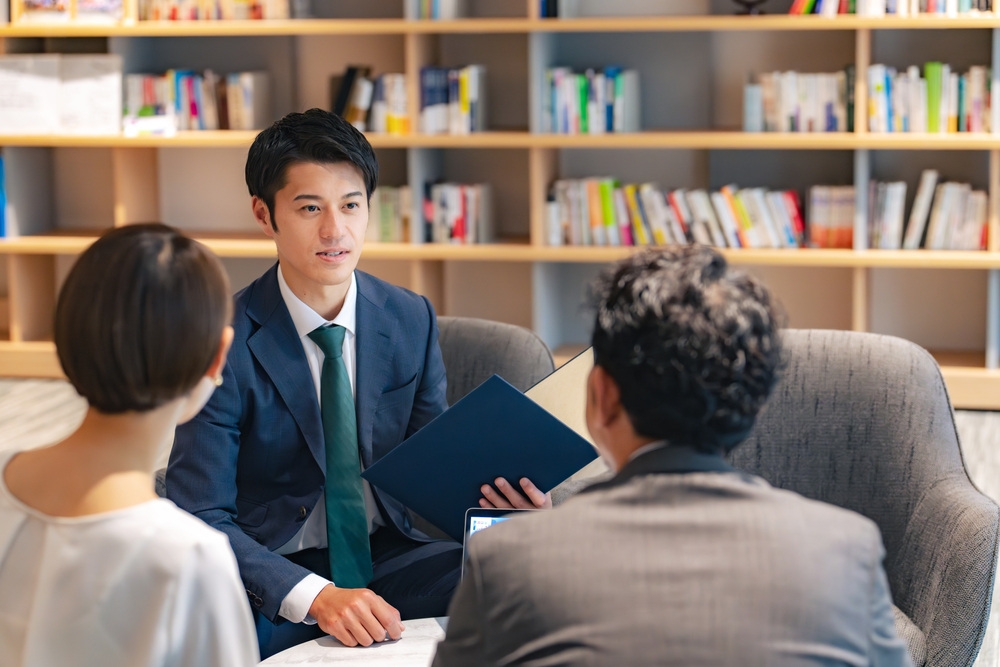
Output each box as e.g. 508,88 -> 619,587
261,618 -> 448,666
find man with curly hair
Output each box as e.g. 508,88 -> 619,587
432,246 -> 912,667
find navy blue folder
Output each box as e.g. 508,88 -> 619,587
361,375 -> 597,541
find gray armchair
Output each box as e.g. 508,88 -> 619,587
437,316 -> 554,405
731,330 -> 1000,667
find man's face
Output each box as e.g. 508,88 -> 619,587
255,161 -> 368,289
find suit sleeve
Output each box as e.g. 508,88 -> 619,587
868,534 -> 915,667
166,358 -> 313,623
431,544 -> 491,667
406,296 -> 449,438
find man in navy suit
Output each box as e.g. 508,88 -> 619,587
166,109 -> 550,658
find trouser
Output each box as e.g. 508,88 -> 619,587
253,528 -> 462,659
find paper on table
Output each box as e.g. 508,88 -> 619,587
261,617 -> 447,666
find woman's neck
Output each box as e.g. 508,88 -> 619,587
3,403 -> 182,518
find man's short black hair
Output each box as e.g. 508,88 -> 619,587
590,246 -> 783,455
56,224 -> 232,414
245,108 -> 379,231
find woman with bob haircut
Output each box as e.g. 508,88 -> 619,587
0,224 -> 258,667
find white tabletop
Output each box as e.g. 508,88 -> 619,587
260,617 -> 448,666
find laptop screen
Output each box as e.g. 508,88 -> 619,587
462,508 -> 533,577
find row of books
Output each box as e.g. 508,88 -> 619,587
0,54 -> 121,135
123,70 -> 270,136
744,69 -> 853,133
869,171 -> 987,249
365,186 -> 413,244
137,0 -> 288,20
16,0 -> 122,22
538,0 -> 580,18
790,0 -> 994,13
868,63 -> 991,133
331,68 -> 409,135
13,0 -> 289,20
541,67 -> 641,135
423,182 -> 493,244
403,0 -> 463,20
419,66 -> 487,135
545,179 -> 807,249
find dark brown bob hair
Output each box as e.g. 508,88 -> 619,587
55,224 -> 232,414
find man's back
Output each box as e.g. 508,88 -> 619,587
434,447 -> 911,667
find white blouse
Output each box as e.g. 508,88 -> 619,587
0,450 -> 260,667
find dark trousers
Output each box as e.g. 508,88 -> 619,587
254,528 -> 462,659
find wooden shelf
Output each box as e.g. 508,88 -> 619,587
4,341 -> 997,410
3,15 -> 1000,38
3,234 -> 1000,268
0,341 -> 64,378
8,130 -> 1000,150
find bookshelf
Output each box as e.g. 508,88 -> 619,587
4,0 -> 1000,409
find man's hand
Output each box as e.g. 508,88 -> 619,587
479,477 -> 552,510
309,585 -> 405,647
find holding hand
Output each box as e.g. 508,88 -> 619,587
479,477 -> 552,510
309,585 -> 405,647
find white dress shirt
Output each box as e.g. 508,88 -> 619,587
0,450 -> 259,667
275,266 -> 385,624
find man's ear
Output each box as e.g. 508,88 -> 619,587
252,196 -> 276,238
591,365 -> 623,430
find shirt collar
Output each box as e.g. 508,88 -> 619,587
277,264 -> 357,340
627,440 -> 668,464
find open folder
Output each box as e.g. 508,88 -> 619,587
361,367 -> 598,542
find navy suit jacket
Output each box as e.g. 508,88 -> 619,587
166,264 -> 449,622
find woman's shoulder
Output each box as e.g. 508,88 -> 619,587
131,499 -> 232,549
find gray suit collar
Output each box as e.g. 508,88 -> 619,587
585,445 -> 741,494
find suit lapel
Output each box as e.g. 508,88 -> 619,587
246,265 -> 327,473
354,272 -> 394,469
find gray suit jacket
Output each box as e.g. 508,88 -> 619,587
432,446 -> 913,667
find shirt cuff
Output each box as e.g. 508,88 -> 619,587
279,573 -> 333,624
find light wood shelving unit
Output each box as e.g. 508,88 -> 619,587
4,0 -> 1000,409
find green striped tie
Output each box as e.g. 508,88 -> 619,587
308,325 -> 373,588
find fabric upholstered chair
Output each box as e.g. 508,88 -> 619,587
436,316 -> 555,405
730,330 -> 999,667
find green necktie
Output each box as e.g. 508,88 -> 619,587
307,325 -> 373,589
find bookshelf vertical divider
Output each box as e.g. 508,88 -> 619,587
8,256 -> 55,343
851,268 -> 870,333
409,260 -> 445,315
112,148 -> 160,227
988,270 -> 999,370
854,29 -> 870,137
526,0 -> 539,20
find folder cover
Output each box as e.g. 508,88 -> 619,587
361,375 -> 598,541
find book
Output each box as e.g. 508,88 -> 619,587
16,0 -> 69,22
331,66 -> 370,118
76,0 -> 123,22
903,169 -> 939,249
343,75 -> 374,132
360,375 -> 598,542
423,182 -> 492,244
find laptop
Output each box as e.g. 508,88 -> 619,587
461,507 -> 534,577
